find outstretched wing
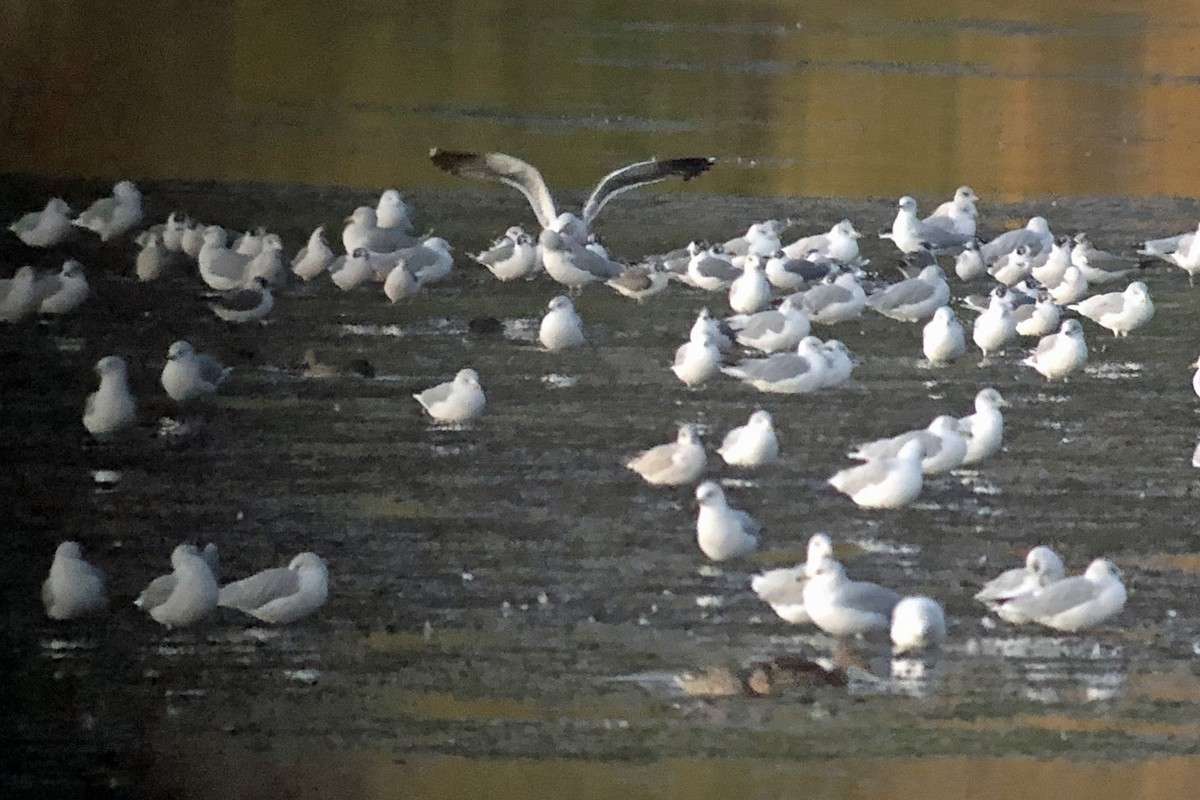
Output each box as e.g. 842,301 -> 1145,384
430,149 -> 557,229
582,157 -> 714,225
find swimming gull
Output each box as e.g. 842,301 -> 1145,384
750,533 -> 833,624
161,340 -> 231,402
1000,558 -> 1126,632
891,596 -> 947,654
718,409 -> 780,467
413,368 -> 486,422
83,355 -> 136,440
626,424 -> 706,486
1023,319 -> 1088,381
73,180 -> 142,241
43,541 -> 108,620
429,148 -> 714,243
1068,281 -> 1154,338
922,306 -> 966,365
828,439 -> 924,508
802,555 -> 901,637
218,552 -> 329,624
975,545 -> 1065,623
539,295 -> 586,351
957,388 -> 1006,465
694,481 -> 760,561
137,544 -> 220,629
9,197 -> 73,247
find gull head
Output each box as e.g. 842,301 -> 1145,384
95,355 -> 127,377
167,340 -> 195,361
454,368 -> 481,388
695,480 -> 725,507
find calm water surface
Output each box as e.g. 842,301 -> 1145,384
5,1 -> 1200,798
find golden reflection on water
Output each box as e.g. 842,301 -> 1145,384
4,1 -> 1200,198
158,749 -> 1200,800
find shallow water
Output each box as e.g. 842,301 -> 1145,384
3,175 -> 1200,796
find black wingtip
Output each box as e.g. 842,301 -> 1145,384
429,149 -> 477,174
670,156 -> 716,182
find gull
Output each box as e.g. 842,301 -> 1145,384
728,296 -> 811,353
866,265 -> 950,323
1030,235 -> 1074,287
136,543 -> 220,610
782,219 -> 862,263
0,265 -> 42,323
1138,222 -> 1200,259
375,188 -> 414,233
43,541 -> 108,620
83,356 -> 136,440
135,230 -> 166,281
922,306 -> 966,365
958,387 -> 1007,465
685,243 -> 740,290
793,272 -> 867,325
218,552 -> 329,624
1192,355 -> 1200,400
691,307 -> 735,351
291,226 -> 334,281
1047,265 -> 1089,305
199,226 -> 254,291
988,244 -> 1035,287
764,249 -> 832,291
429,148 -> 714,243
1001,559 -> 1126,632
384,262 -> 420,302
975,545 -> 1065,623
802,555 -> 901,637
882,196 -> 972,255
971,290 -> 1018,357
1013,292 -> 1061,337
232,227 -> 269,256
750,533 -> 833,624
718,409 -> 780,467
722,220 -> 786,260
329,248 -> 377,291
9,197 -> 73,247
1070,233 -> 1140,284
924,185 -> 978,238
537,228 -> 624,289
626,424 -> 706,486
828,439 -> 924,508
891,596 -> 946,654
539,295 -> 586,351
73,180 -> 143,241
850,415 -> 968,475
209,277 -> 274,324
137,544 -> 220,629
820,340 -> 855,387
242,235 -> 285,287
36,259 -> 89,316
180,219 -> 208,259
1069,281 -> 1154,337
342,206 -> 419,253
1023,319 -> 1088,381
728,256 -> 772,314
474,228 -> 538,281
980,216 -> 1053,265
397,236 -> 454,285
413,368 -> 486,422
606,263 -> 670,302
954,240 -> 987,281
694,481 -> 760,561
161,340 -> 231,402
672,329 -> 721,387
721,336 -> 829,394
157,212 -> 187,252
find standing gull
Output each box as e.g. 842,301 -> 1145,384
291,226 -> 334,281
413,369 -> 486,422
694,481 -> 760,561
883,196 -> 972,255
219,552 -> 329,624
1068,281 -> 1154,338
728,255 -> 772,314
750,533 -> 833,624
537,228 -> 624,289
429,149 -> 714,243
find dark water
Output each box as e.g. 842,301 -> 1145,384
3,175 -> 1200,797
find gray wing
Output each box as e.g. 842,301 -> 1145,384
915,430 -> 943,459
800,284 -> 851,314
11,210 -> 40,233
581,157 -> 714,224
1004,576 -> 1098,619
838,580 -> 902,616
627,443 -> 677,474
609,266 -> 653,291
915,223 -> 971,250
735,353 -> 809,383
572,243 -> 623,278
206,248 -> 253,281
981,229 -> 1039,263
415,380 -> 456,408
975,566 -> 1031,602
135,574 -> 176,611
732,508 -> 762,537
737,310 -> 786,339
1073,292 -> 1124,317
868,279 -> 934,311
475,240 -> 515,266
693,256 -> 740,281
195,353 -> 229,384
430,149 -> 557,229
1034,332 -> 1062,357
218,567 -> 299,612
214,287 -> 264,312
829,458 -> 892,495
76,197 -> 117,227
751,566 -> 807,605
